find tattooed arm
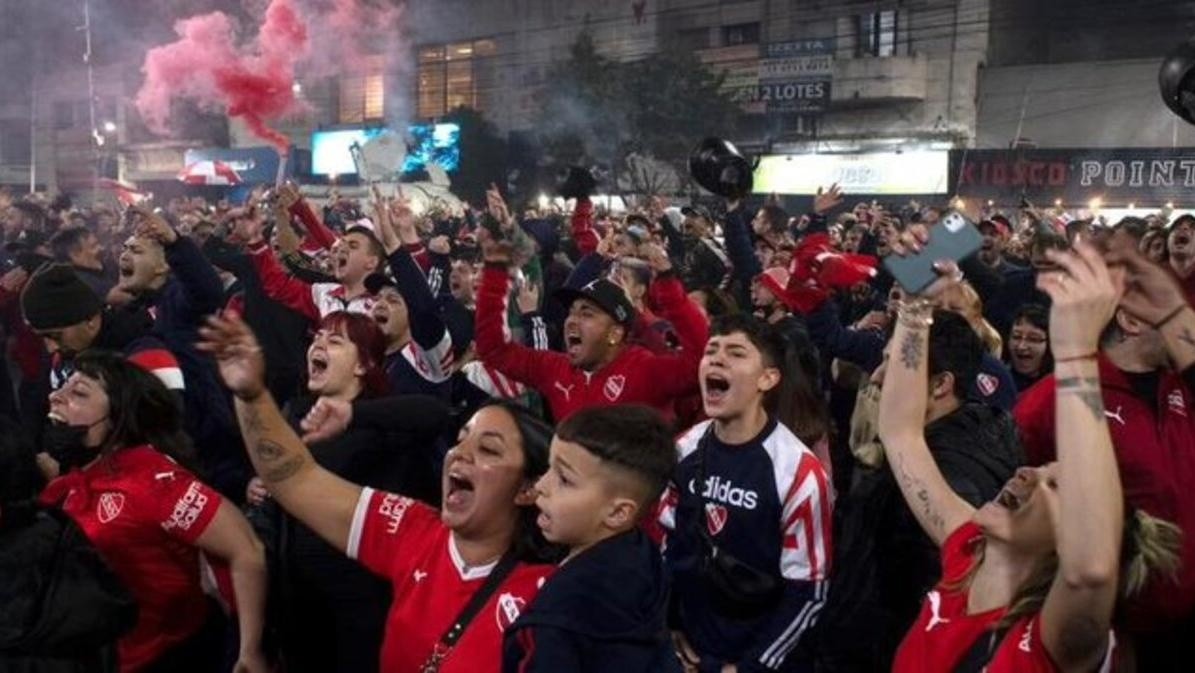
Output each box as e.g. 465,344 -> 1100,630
877,299 -> 974,547
200,313 -> 363,554
1157,306 -> 1195,372
1037,243 -> 1123,673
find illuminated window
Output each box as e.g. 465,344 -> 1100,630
416,38 -> 496,119
339,55 -> 386,124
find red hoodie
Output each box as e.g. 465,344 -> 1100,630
475,264 -> 707,421
1014,356 -> 1195,631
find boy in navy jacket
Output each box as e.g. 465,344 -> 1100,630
502,405 -> 681,673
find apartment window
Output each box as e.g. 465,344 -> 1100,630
675,27 -> 710,51
856,10 -> 897,57
722,22 -> 760,47
417,39 -> 496,119
339,55 -> 386,124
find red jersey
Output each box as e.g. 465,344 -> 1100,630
475,265 -> 707,421
1014,357 -> 1195,629
894,522 -> 1113,673
346,487 -> 554,673
40,446 -> 222,673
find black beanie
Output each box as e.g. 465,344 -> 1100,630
21,264 -> 103,330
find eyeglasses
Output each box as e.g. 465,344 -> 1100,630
1010,333 -> 1047,346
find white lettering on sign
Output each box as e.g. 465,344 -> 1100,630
1079,159 -> 1195,188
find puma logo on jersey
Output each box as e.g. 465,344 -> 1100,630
925,591 -> 950,632
1104,406 -> 1126,426
688,476 -> 759,509
554,381 -> 574,401
413,570 -> 428,583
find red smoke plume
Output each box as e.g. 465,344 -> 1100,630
135,0 -> 307,151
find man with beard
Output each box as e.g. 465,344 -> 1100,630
976,215 -> 1019,272
475,234 -> 706,421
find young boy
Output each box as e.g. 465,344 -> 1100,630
503,405 -> 681,673
660,314 -> 833,673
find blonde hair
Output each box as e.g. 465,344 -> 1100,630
952,510 -> 1182,632
938,282 -> 1003,358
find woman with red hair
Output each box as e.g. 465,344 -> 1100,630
248,311 -> 448,673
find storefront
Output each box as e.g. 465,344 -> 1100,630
949,147 -> 1195,209
751,149 -> 950,209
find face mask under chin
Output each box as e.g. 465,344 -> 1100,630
42,419 -> 107,472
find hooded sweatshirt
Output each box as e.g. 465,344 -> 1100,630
502,529 -> 680,673
0,509 -> 137,673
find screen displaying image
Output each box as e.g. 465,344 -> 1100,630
404,123 -> 461,173
311,124 -> 461,176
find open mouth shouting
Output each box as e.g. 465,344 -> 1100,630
995,487 -> 1025,512
444,469 -> 476,512
565,329 -> 583,359
308,351 -> 329,383
703,372 -> 731,405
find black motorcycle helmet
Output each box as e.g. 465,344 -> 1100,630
689,137 -> 755,200
1160,39 -> 1195,125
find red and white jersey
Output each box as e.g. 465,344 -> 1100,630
40,446 -> 223,673
311,282 -> 376,319
894,522 -> 1115,673
347,487 -> 555,673
248,241 -> 374,322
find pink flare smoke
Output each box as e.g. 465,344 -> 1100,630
135,0 -> 308,152
326,0 -> 402,71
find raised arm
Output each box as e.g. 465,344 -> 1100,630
876,259 -> 975,546
199,313 -> 362,552
1037,243 -> 1124,673
641,244 -> 707,399
134,207 -> 224,317
280,185 -> 338,252
473,235 -> 564,390
722,200 -> 763,285
246,239 -> 319,322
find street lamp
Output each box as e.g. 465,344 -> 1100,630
102,120 -> 117,133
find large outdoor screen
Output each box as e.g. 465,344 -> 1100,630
311,124 -> 461,176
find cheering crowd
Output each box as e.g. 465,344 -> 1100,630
1,170 -> 1195,673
